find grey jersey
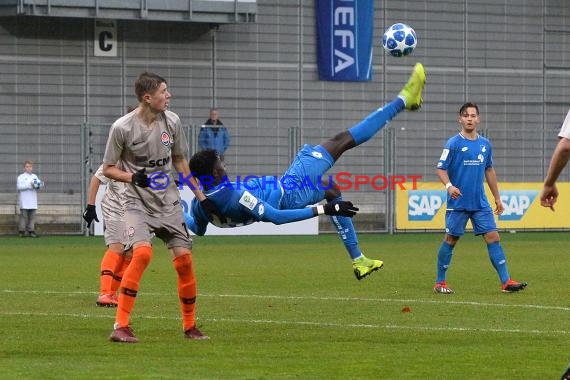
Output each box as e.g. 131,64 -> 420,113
102,109 -> 188,212
94,164 -> 126,213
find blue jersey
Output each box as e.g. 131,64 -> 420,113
280,144 -> 334,209
184,176 -> 316,235
185,144 -> 336,235
437,133 -> 493,211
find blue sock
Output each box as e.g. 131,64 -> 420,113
347,98 -> 405,145
436,241 -> 454,283
487,241 -> 510,284
328,196 -> 361,260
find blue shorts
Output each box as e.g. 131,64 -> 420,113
445,208 -> 497,237
280,144 -> 334,209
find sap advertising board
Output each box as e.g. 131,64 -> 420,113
397,182 -> 570,230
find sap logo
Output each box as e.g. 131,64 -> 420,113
408,190 -> 447,221
498,190 -> 538,221
148,157 -> 170,167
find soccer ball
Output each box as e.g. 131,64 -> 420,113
32,178 -> 42,189
382,23 -> 417,57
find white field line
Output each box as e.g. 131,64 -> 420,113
0,311 -> 568,336
3,289 -> 570,312
2,289 -> 568,335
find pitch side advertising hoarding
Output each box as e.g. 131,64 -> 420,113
397,182 -> 570,230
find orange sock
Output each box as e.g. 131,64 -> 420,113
99,249 -> 122,295
111,255 -> 131,294
173,254 -> 197,331
115,245 -> 152,328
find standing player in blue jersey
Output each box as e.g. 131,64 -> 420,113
434,102 -> 527,294
185,63 -> 426,280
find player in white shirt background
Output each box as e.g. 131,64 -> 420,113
16,160 -> 43,238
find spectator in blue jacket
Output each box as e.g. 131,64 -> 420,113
198,108 -> 230,157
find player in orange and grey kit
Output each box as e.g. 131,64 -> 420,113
82,164 -> 131,307
102,72 -> 211,343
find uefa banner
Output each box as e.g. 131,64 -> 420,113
396,182 -> 570,230
315,0 -> 374,81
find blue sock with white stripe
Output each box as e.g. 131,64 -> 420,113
487,241 -> 510,284
328,196 -> 362,260
348,98 -> 405,146
436,241 -> 454,283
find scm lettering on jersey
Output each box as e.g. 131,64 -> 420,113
408,190 -> 447,221
148,157 -> 170,167
498,190 -> 538,221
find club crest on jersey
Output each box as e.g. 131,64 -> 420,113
161,132 -> 171,146
239,191 -> 258,210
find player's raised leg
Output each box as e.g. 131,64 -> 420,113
398,62 -> 426,110
321,63 -> 425,161
314,64 -> 425,279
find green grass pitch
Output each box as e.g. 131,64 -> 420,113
0,232 -> 568,379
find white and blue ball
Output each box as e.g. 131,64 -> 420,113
382,23 -> 417,57
32,178 -> 43,189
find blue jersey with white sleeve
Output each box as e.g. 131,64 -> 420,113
184,175 -> 316,236
185,144 -> 337,235
436,133 -> 492,211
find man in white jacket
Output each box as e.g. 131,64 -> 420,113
16,160 -> 43,237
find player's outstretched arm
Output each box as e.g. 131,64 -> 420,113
261,201 -> 359,225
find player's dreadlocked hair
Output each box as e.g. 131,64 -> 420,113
189,149 -> 219,188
